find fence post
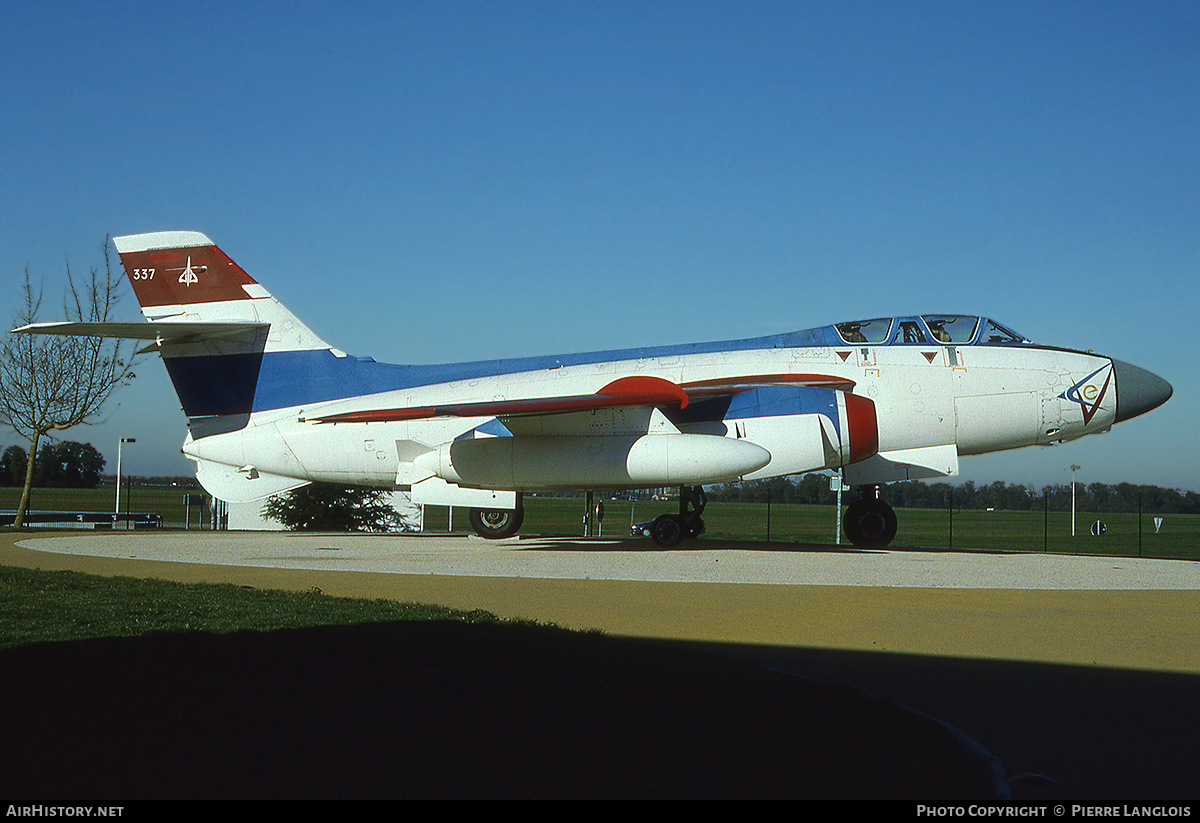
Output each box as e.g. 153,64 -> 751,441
1138,492 -> 1143,558
947,488 -> 953,550
1044,491 -> 1049,553
766,487 -> 772,542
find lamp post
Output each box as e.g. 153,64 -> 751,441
115,438 -> 135,528
1070,464 -> 1081,538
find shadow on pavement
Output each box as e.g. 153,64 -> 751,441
0,621 -> 1003,799
679,640 -> 1200,801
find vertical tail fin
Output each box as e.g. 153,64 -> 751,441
112,231 -> 330,353
114,231 -> 400,425
113,231 -> 338,421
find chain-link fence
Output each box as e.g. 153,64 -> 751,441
512,493 -> 1198,561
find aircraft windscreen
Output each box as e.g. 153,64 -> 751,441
897,320 -> 928,344
980,320 -> 1028,344
835,318 -> 892,344
833,316 -> 1028,346
922,315 -> 978,344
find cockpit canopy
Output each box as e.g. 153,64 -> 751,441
832,316 -> 1029,346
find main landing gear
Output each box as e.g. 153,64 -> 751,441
469,494 -> 525,539
649,485 -> 707,548
842,485 -> 897,548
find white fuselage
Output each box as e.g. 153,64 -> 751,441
182,336 -> 1116,498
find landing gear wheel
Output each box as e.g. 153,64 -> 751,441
469,503 -> 524,539
650,514 -> 684,548
843,497 -> 897,548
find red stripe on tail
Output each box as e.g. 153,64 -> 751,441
117,244 -> 257,308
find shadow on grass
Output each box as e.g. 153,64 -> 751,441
0,621 -> 1001,799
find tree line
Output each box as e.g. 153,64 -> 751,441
0,441 -> 106,488
707,474 -> 1200,515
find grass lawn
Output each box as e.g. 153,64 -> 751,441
0,562 -> 507,650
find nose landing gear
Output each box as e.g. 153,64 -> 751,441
843,485 -> 897,548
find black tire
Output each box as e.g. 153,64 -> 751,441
469,505 -> 524,539
843,498 -> 898,548
649,514 -> 684,548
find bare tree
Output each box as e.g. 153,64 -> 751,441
1,237 -> 136,526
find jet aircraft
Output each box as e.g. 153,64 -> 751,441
18,231 -> 1173,547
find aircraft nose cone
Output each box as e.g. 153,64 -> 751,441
1112,359 -> 1172,422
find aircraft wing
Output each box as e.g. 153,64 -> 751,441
313,376 -> 691,423
312,373 -> 856,424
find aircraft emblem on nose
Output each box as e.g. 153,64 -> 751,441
1061,365 -> 1112,424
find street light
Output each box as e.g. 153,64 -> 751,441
115,438 -> 136,528
1070,464 -> 1081,537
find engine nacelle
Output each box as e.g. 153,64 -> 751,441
414,433 -> 771,491
722,387 -> 879,479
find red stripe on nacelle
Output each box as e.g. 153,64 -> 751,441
843,393 -> 879,464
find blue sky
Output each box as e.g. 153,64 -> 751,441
2,1 -> 1197,492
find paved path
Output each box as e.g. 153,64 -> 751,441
19,530 -> 1200,588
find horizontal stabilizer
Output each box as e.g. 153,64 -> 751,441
12,320 -> 268,342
